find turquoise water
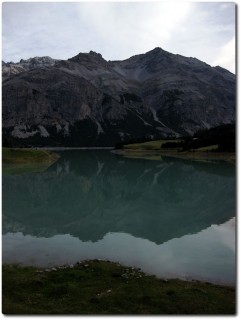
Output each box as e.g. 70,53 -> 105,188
2,151 -> 236,284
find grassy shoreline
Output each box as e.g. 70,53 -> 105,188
113,148 -> 236,163
113,139 -> 235,163
2,261 -> 235,315
2,148 -> 60,174
2,147 -> 59,164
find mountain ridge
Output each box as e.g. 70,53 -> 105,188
3,47 -> 235,79
2,47 -> 235,147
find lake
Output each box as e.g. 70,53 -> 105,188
2,150 -> 236,285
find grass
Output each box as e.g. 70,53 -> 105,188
123,139 -> 183,150
195,144 -> 219,151
2,148 -> 60,174
116,140 -> 235,163
2,261 -> 236,315
2,148 -> 59,164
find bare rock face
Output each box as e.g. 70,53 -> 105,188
2,48 -> 235,147
2,56 -> 58,81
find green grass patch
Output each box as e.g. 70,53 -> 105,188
195,145 -> 219,152
2,148 -> 59,164
2,148 -> 60,175
123,140 -> 183,150
2,261 -> 236,315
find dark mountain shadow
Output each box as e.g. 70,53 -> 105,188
2,151 -> 235,244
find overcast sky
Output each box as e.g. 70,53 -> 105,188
2,1 -> 236,73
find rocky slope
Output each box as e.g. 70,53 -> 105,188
2,56 -> 57,81
2,48 -> 236,147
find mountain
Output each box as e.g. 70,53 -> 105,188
2,56 -> 58,81
2,48 -> 236,147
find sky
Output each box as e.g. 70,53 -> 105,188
2,1 -> 236,73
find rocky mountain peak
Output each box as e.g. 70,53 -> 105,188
69,51 -> 105,61
19,56 -> 54,63
147,47 -> 164,54
89,50 -> 103,58
2,56 -> 57,81
2,47 -> 235,147
119,47 -> 169,67
68,50 -> 109,68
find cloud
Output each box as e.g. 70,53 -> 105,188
76,2 -> 192,60
212,37 -> 236,73
2,2 -> 236,73
2,3 -> 86,60
163,2 -> 236,72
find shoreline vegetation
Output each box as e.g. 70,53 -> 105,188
2,147 -> 59,164
2,123 -> 235,164
2,148 -> 59,174
113,147 -> 235,163
114,123 -> 235,163
2,261 -> 235,315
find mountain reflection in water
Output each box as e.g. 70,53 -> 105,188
3,151 -> 235,244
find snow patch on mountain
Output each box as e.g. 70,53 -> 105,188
38,125 -> 50,137
11,125 -> 38,138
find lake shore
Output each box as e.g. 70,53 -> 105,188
2,147 -> 60,164
2,260 -> 235,315
112,149 -> 236,163
38,147 -> 115,150
2,148 -> 60,174
2,146 -> 235,164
